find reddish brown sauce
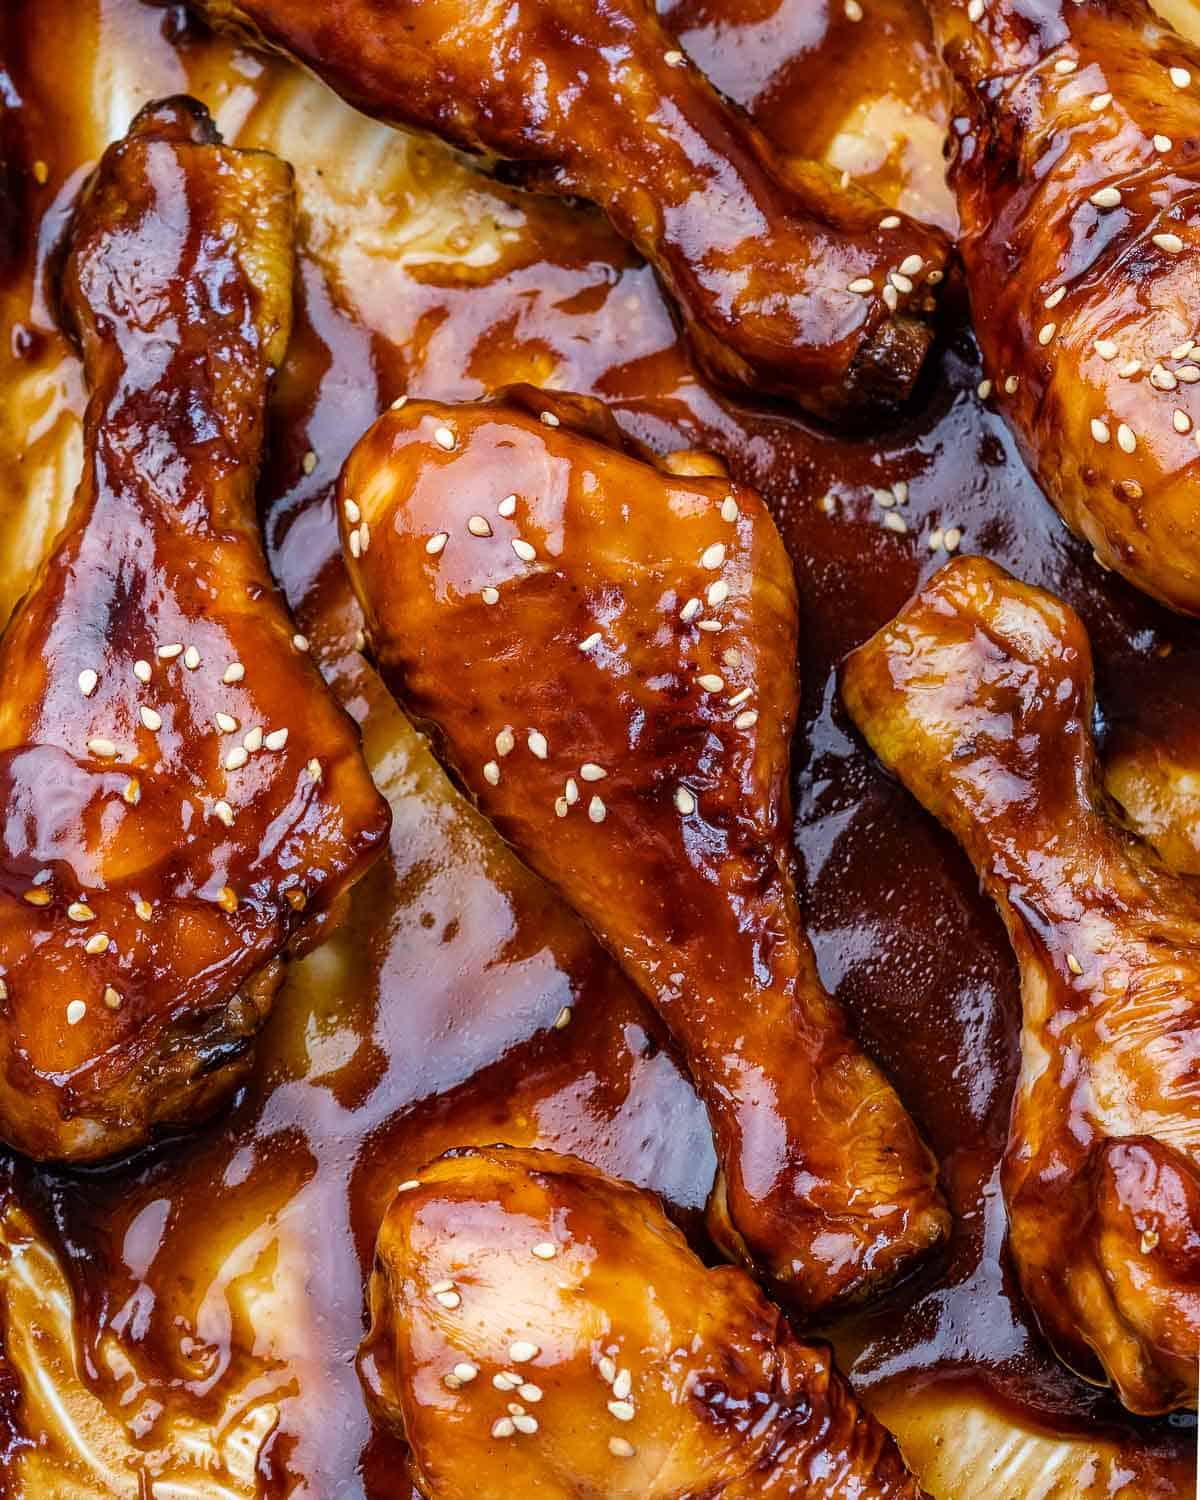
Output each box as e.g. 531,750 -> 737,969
0,0 -> 1196,1494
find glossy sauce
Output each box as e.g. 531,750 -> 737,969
0,0 -> 1196,1495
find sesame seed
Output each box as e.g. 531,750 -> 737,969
735,710 -> 759,729
103,986 -> 122,1010
213,799 -> 235,827
612,1369 -> 632,1399
531,1242 -> 557,1259
1172,341 -> 1195,360
580,763 -> 607,781
967,0 -> 983,19
344,498 -> 361,524
68,902 -> 94,921
139,706 -> 162,732
1090,186 -> 1122,209
426,532 -> 448,555
1004,375 -> 1020,394
302,450 -> 317,475
517,1384 -> 542,1403
1038,323 -> 1056,346
491,1419 -> 515,1439
184,645 -> 201,669
1067,952 -> 1083,974
396,1179 -> 421,1192
553,1006 -> 572,1028
453,1363 -> 478,1383
216,713 -> 238,733
434,1289 -> 461,1309
243,726 -> 263,752
528,730 -> 548,759
890,272 -> 913,294
720,496 -> 738,522
66,1000 -> 86,1025
847,277 -> 874,295
496,728 -> 515,757
609,1437 -> 636,1458
1089,91 -> 1112,111
588,796 -> 607,823
78,669 -> 98,697
158,643 -> 183,660
134,660 -> 152,683
540,411 -> 560,427
1044,287 -> 1065,309
698,619 -> 722,632
216,885 -> 238,913
265,728 -> 289,750
928,528 -> 944,551
608,1400 -> 635,1422
874,487 -> 895,509
483,760 -> 501,785
22,887 -> 49,907
87,737 -> 117,758
223,663 -> 245,684
674,785 -> 696,815
84,933 -> 110,955
977,379 -> 992,399
509,1341 -> 539,1363
513,1413 -> 539,1435
680,597 -> 702,622
1181,367 -> 1200,384
391,395 -> 408,410
31,160 -> 48,184
1175,410 -> 1192,433
1119,360 -> 1142,378
707,579 -> 730,607
1154,134 -> 1173,152
697,674 -> 724,692
664,46 -> 685,64
226,746 -> 249,771
579,631 -> 601,651
565,778 -> 579,805
1094,340 -> 1118,361
307,758 -> 323,782
1091,419 -> 1110,444
481,586 -> 499,604
498,494 -> 517,517
511,538 -> 536,562
844,0 -> 862,18
1117,423 -> 1136,453
700,542 -> 726,569
879,215 -> 901,229
1054,58 -> 1077,74
1170,66 -> 1191,88
883,512 -> 908,534
467,515 -> 492,536
599,1357 -> 616,1384
494,1372 -> 520,1390
882,284 -> 899,310
899,254 -> 924,277
135,898 -> 152,920
1154,232 -> 1184,254
943,527 -> 963,551
728,687 -> 753,707
442,1373 -> 463,1391
433,425 -> 456,450
349,527 -> 362,561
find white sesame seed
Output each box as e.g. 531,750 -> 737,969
87,737 -> 117,758
1090,186 -> 1122,209
599,1357 -> 617,1384
1037,322 -> 1056,346
565,777 -> 579,805
967,0 -> 983,19
453,1362 -> 478,1383
483,760 -> 501,785
426,532 -> 448,555
158,643 -> 183,660
844,0 -> 862,19
700,542 -> 726,569
890,271 -> 914,294
1154,232 -> 1184,254
518,1383 -> 543,1402
1173,409 -> 1193,433
103,986 -> 122,1010
225,746 -> 249,771
1171,66 -> 1191,88
1172,341 -> 1195,360
580,763 -> 606,781
588,796 -> 606,823
307,758 -> 322,782
66,1000 -> 86,1026
433,425 -> 456,450
539,411 -> 560,427
1054,57 -> 1077,74
882,283 -> 899,310
847,277 -> 874,295
78,668 -> 98,697
943,526 -> 963,552
442,1373 -> 463,1391
493,728 -> 515,759
531,1242 -> 557,1259
1090,419 -> 1110,444
663,46 -> 685,64
1044,287 -> 1065,309
494,1372 -> 520,1391
511,538 -> 536,562
481,586 -> 500,604
720,496 -> 738,522
509,1341 -> 539,1363
612,1369 -> 632,1399
84,933 -> 109,955
1089,91 -> 1112,111
1181,367 -> 1200,383
528,730 -> 548,759
133,660 -> 152,683
1117,423 -> 1137,453
1094,340 -> 1118,361
874,487 -> 895,509
883,512 -> 908,534
213,799 -> 235,827
180,645 -> 200,670
879,214 -> 901,229
1154,134 -> 1173,152
977,379 -> 992,399
223,663 -> 245,684
706,580 -> 730,607
928,528 -> 944,551
68,901 -> 93,921
391,395 -> 408,410
728,687 -> 753,707
396,1179 -> 421,1192
674,785 -> 696,815
434,1290 -> 461,1309
265,728 -> 289,750
216,713 -> 238,734
608,1400 -> 635,1422
553,1005 -> 572,1028
697,674 -> 724,692
512,1414 -> 539,1434
243,726 -> 263,752
135,898 -> 152,919
680,597 -> 702,622
344,498 -> 361,525
348,528 -> 362,559
139,705 -> 162,732
899,254 -> 924,277
609,1437 -> 636,1458
302,449 -> 317,475
698,618 -> 721,632
491,1418 -> 515,1439
1067,952 -> 1083,975
467,515 -> 492,537
498,493 -> 517,517
578,632 -> 602,652
735,710 -> 759,729
554,796 -> 569,818
1004,376 -> 1019,394
1119,360 -> 1142,378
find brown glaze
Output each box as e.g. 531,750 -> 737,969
190,0 -> 950,421
931,0 -> 1200,615
843,556 -> 1200,1416
0,96 -> 389,1161
360,1146 -> 928,1498
339,391 -> 949,1317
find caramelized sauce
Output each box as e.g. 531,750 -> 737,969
0,0 -> 1195,1494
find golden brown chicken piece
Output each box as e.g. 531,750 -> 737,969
842,555 -> 1200,1416
337,390 -> 948,1316
930,0 -> 1200,614
359,1146 -> 928,1499
0,97 -> 389,1162
192,0 -> 949,422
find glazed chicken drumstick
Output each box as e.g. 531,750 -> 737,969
0,97 -> 389,1161
843,556 -> 1200,1416
338,390 -> 948,1316
192,0 -> 949,422
359,1146 -> 928,1498
930,0 -> 1200,614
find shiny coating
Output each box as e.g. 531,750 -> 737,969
193,0 -> 950,421
360,1146 -> 928,1498
339,390 -> 949,1317
932,0 -> 1200,614
843,556 -> 1200,1415
0,97 -> 389,1161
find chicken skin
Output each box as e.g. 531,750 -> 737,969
359,1146 -> 928,1499
192,0 -> 949,422
0,97 -> 389,1162
930,0 -> 1200,615
842,556 -> 1200,1415
337,390 -> 948,1316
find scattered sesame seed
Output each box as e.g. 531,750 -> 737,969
134,660 -> 152,683
494,1372 -> 520,1391
433,425 -> 456,451
609,1438 -> 636,1458
158,643 -> 183,660
674,785 -> 696,815
1089,91 -> 1112,111
344,498 -> 361,525
599,1357 -> 617,1384
847,277 -> 874,295
84,933 -> 110,955
882,284 -> 899,310
1094,340 -> 1118,361
307,758 -> 323,782
531,1242 -> 557,1259
967,0 -> 983,19
182,645 -> 200,670
491,1418 -> 515,1439
68,902 -> 94,922
213,799 -> 235,827
216,713 -> 238,733
481,586 -> 500,604
518,1384 -> 543,1403
588,796 -> 607,823
434,1289 -> 461,1309
844,0 -> 862,18
22,887 -> 50,907
943,527 -> 963,552
483,760 -> 501,785
899,254 -> 924,277
720,496 -> 738,522
612,1369 -> 632,1399
664,46 -> 685,64
467,515 -> 492,537
1038,322 -> 1057,346
553,1006 -> 572,1028
1118,359 -> 1142,378
565,778 -> 579,805
697,674 -> 724,692
391,395 -> 408,410
1091,418 -> 1111,444
680,597 -> 702,622
874,487 -> 896,509
1044,287 -> 1065,309
707,579 -> 730,607
78,668 -> 98,697
511,538 -> 536,562
396,1179 -> 421,1192
103,986 -> 122,1010
453,1362 -> 478,1383
1174,410 -> 1192,434
225,746 -> 249,771
890,271 -> 914,294
498,494 -> 517,518
1181,367 -> 1200,384
580,763 -> 607,781
509,1341 -> 540,1363
265,728 -> 289,750
349,527 -> 362,561
697,618 -> 722,632
1170,66 -> 1192,88
528,730 -> 549,759
1154,232 -> 1184,255
928,528 -> 944,551
216,885 -> 238,913
426,532 -> 449,555
66,999 -> 86,1025
579,631 -> 601,651
87,737 -> 117,758
883,512 -> 908,534
1090,186 -> 1122,209
302,450 -> 317,475
608,1400 -> 636,1422
977,379 -> 993,399
139,706 -> 162,732
223,663 -> 245,684
1067,952 -> 1083,974
700,542 -> 726,569
1054,57 -> 1077,74
539,411 -> 560,427
135,898 -> 153,920
728,687 -> 753,707
879,215 -> 901,229
1154,134 -> 1173,153
496,728 -> 515,757
1117,423 -> 1137,453
243,726 -> 263,752
735,710 -> 759,729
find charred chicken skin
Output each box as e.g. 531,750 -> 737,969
337,390 -> 948,1317
359,1146 -> 928,1499
843,556 -> 1200,1415
192,0 -> 949,422
0,97 -> 389,1162
931,0 -> 1200,615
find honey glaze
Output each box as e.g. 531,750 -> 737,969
0,0 -> 1195,1496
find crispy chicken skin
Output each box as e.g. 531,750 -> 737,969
192,0 -> 949,422
0,97 -> 389,1162
337,390 -> 948,1316
930,0 -> 1200,615
358,1146 -> 928,1499
842,556 -> 1200,1415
